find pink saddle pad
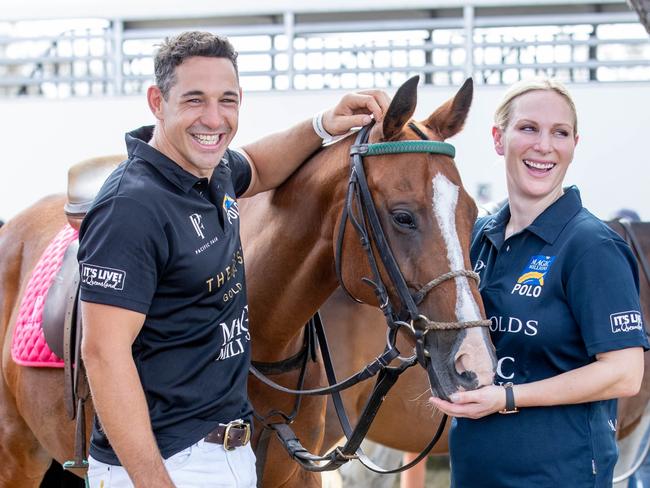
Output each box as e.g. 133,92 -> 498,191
11,224 -> 79,367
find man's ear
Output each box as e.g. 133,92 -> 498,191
147,85 -> 164,120
492,126 -> 505,156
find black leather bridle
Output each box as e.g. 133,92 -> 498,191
336,123 -> 489,370
250,123 -> 490,473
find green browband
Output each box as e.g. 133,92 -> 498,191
350,140 -> 456,158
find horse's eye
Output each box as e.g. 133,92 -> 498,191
392,211 -> 416,229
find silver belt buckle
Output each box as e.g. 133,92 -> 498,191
223,419 -> 250,451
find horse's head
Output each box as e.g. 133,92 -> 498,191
337,76 -> 496,400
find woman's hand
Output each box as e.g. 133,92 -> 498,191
428,384 -> 507,419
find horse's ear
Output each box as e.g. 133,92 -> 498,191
423,78 -> 473,140
382,75 -> 419,141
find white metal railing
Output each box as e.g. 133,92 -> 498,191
0,2 -> 648,98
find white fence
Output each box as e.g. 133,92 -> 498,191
1,1 -> 649,98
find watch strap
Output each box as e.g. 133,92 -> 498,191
499,382 -> 519,414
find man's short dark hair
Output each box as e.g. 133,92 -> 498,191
154,31 -> 239,99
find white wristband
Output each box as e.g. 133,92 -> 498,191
312,110 -> 334,142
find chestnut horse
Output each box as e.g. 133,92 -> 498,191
242,76 -> 496,486
320,220 -> 650,483
0,76 -> 496,487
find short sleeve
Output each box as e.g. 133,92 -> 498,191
225,149 -> 252,197
566,238 -> 649,356
78,197 -> 168,314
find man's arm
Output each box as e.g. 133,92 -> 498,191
240,89 -> 391,197
81,302 -> 174,488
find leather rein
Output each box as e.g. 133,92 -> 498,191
250,123 -> 490,473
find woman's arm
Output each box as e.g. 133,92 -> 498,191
429,346 -> 644,419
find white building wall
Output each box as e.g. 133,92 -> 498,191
1,82 -> 648,222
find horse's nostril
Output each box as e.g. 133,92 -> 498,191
455,353 -> 469,375
454,328 -> 497,387
454,354 -> 480,388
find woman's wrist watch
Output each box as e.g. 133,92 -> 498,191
499,382 -> 519,414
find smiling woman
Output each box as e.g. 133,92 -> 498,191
492,80 -> 579,235
428,78 -> 649,488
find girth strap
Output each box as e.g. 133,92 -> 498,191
63,292 -> 90,474
63,259 -> 81,420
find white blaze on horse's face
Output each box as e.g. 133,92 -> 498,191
431,174 -> 480,320
431,173 -> 495,388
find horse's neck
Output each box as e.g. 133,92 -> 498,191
240,140 -> 351,361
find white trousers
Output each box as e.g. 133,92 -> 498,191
87,439 -> 257,488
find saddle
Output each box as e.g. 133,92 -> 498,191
41,155 -> 121,473
63,155 -> 124,230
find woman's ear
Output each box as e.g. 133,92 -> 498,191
492,126 -> 505,156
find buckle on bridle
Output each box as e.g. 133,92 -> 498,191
223,419 -> 251,451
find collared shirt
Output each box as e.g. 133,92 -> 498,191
78,126 -> 253,465
450,186 -> 649,487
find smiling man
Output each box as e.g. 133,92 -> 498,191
78,31 -> 389,488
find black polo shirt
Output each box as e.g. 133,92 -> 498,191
450,186 -> 649,487
79,126 -> 253,464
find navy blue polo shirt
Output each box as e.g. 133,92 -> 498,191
78,126 -> 253,465
450,187 -> 648,488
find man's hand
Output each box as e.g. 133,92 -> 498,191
321,90 -> 391,136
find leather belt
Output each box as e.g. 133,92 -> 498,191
204,420 -> 251,451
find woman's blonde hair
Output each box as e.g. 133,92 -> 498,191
494,78 -> 578,135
